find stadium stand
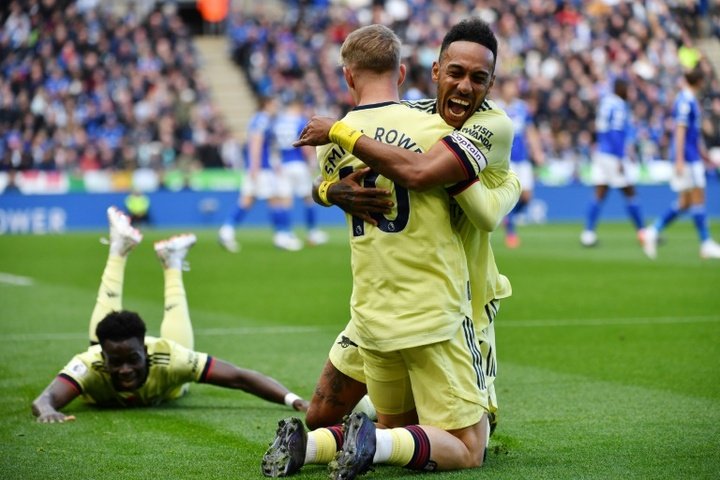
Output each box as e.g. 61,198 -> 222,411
1,0 -> 718,193
228,0 -> 720,184
0,0 -> 233,182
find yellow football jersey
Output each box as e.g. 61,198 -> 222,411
318,102 -> 485,352
453,100 -> 515,314
405,99 -> 516,324
59,337 -> 210,407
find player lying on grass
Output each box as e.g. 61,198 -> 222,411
31,206 -> 308,423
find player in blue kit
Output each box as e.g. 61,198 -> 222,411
218,97 -> 302,252
273,97 -> 328,246
495,76 -> 545,248
643,67 -> 720,259
580,77 -> 647,248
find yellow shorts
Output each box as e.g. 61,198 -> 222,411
328,320 -> 366,383
361,317 -> 489,430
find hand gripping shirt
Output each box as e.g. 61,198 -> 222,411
58,336 -> 212,407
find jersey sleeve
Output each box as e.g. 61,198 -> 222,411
447,170 -> 521,232
674,96 -> 691,127
58,347 -> 104,394
166,341 -> 211,384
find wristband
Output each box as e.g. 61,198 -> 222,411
317,180 -> 334,206
284,392 -> 301,408
328,121 -> 363,153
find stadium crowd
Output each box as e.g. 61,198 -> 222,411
0,0 -> 235,177
229,0 -> 720,180
1,0 -> 719,185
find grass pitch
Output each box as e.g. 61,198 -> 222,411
1,222 -> 718,479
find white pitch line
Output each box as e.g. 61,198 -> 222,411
4,317 -> 719,342
499,315 -> 720,328
0,326 -> 326,342
195,326 -> 324,336
0,272 -> 34,286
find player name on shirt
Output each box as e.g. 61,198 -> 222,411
322,127 -> 425,177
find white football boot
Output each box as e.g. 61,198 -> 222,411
273,231 -> 303,251
154,233 -> 197,270
307,229 -> 329,246
700,239 -> 720,259
580,230 -> 597,247
218,225 -> 240,253
104,206 -> 143,256
641,226 -> 658,260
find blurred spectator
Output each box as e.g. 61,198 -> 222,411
228,0 -> 720,183
125,187 -> 151,225
2,0 -> 719,191
0,0 -> 228,180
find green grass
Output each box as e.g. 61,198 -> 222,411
1,222 -> 719,479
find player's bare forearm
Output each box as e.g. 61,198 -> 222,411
204,359 -> 308,411
32,379 -> 78,423
349,137 -> 466,190
297,118 -> 466,190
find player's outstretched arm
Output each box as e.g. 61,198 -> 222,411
203,358 -> 309,412
32,377 -> 79,423
452,170 -> 521,231
297,117 -> 470,190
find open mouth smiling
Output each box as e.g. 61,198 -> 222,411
447,97 -> 471,118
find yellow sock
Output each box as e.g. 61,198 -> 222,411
159,268 -> 193,349
89,255 -> 126,343
306,428 -> 340,464
386,428 -> 415,466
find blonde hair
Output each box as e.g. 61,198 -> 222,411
340,24 -> 401,73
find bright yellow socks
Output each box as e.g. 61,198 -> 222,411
88,255 -> 126,343
305,427 -> 342,464
159,268 -> 193,350
376,426 -> 432,470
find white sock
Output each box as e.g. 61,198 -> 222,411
304,434 -> 318,464
373,428 -> 393,463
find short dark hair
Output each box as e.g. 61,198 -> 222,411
96,310 -> 146,344
684,66 -> 704,87
439,17 -> 498,67
614,78 -> 629,98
